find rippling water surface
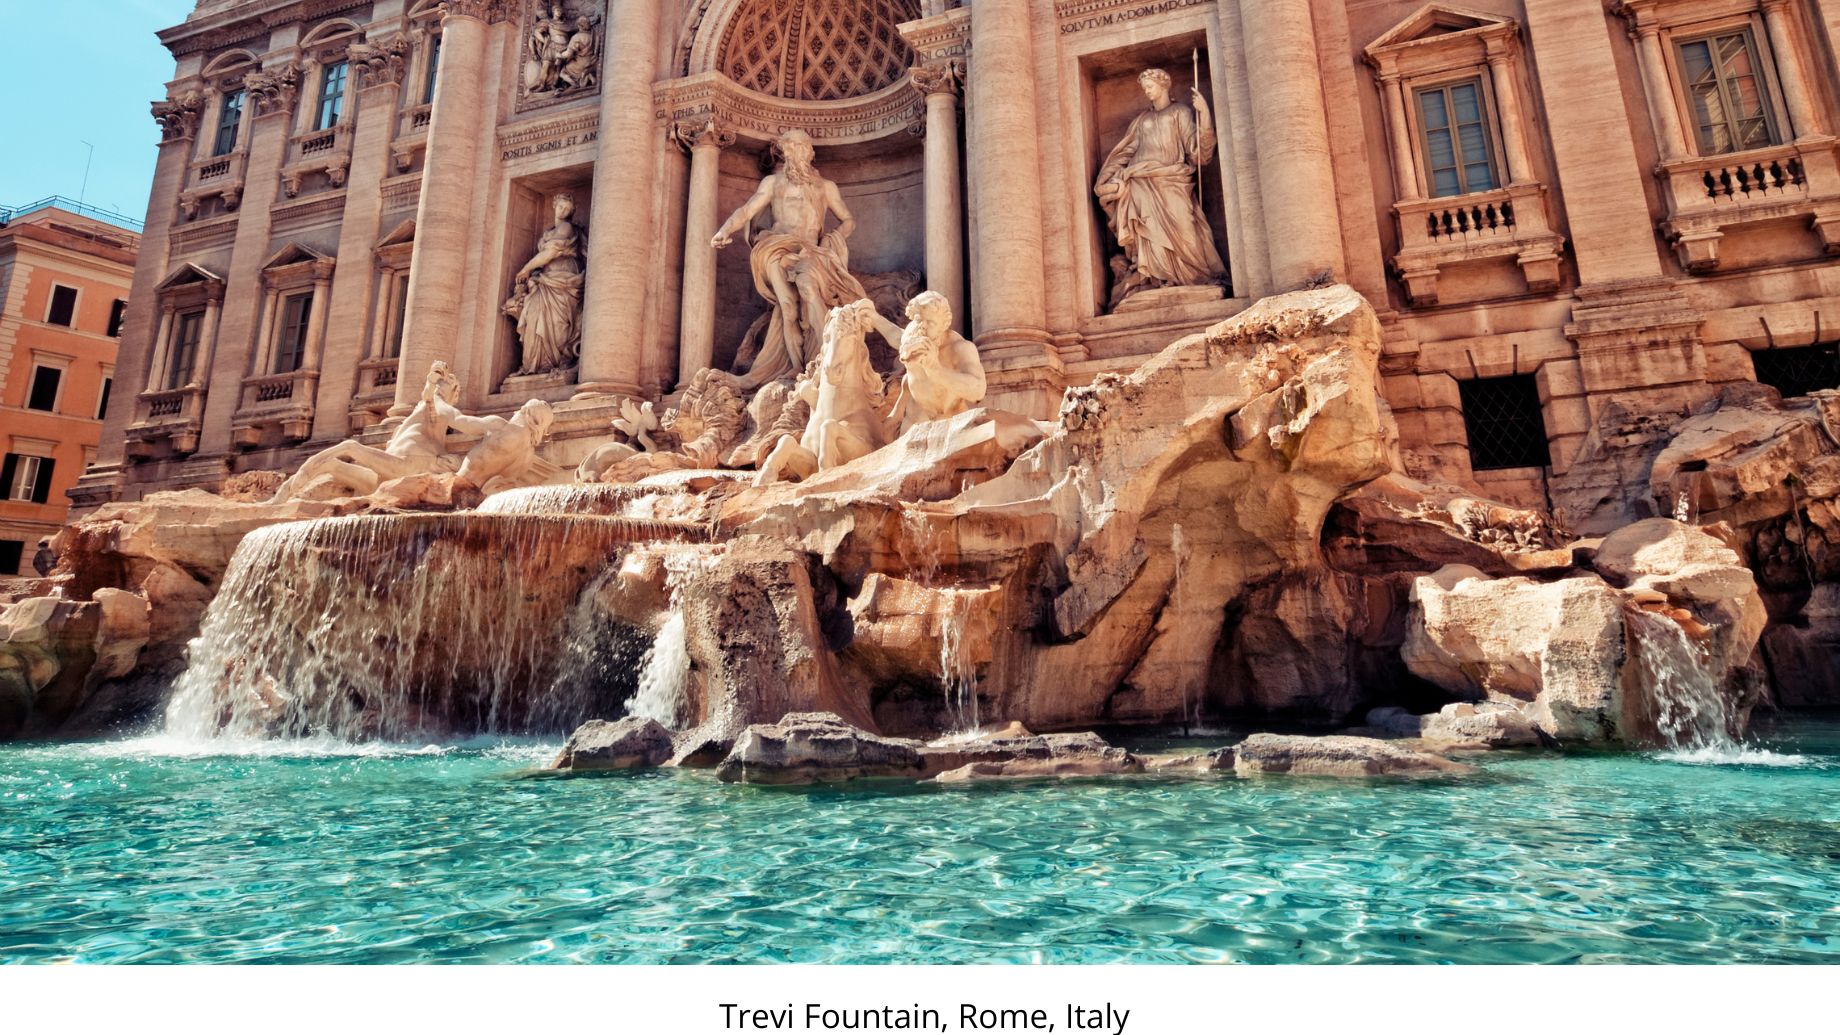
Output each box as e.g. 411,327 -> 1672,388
4,722 -> 1840,963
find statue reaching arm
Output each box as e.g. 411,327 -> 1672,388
1191,87 -> 1216,169
711,175 -> 775,249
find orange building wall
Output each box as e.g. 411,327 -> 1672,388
0,216 -> 136,576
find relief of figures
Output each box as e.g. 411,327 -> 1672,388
1094,68 -> 1228,310
527,1 -> 601,97
503,192 -> 586,376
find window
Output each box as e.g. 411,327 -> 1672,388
1,454 -> 56,504
425,34 -> 443,105
167,311 -> 204,390
386,276 -> 409,359
1416,79 -> 1499,198
106,298 -> 127,337
96,376 -> 113,420
46,285 -> 77,327
1459,374 -> 1551,471
27,366 -> 62,412
275,294 -> 313,374
1753,342 -> 1839,399
0,540 -> 22,576
1678,30 -> 1779,155
315,61 -> 349,131
213,89 -> 245,156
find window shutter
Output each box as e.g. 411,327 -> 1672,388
29,457 -> 55,504
0,454 -> 17,499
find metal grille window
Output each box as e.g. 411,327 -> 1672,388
213,89 -> 245,156
1416,78 -> 1500,198
1459,374 -> 1551,471
1753,342 -> 1839,399
1678,30 -> 1779,155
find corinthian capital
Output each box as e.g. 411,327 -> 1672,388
151,89 -> 205,142
910,61 -> 962,100
671,114 -> 735,152
245,63 -> 302,117
443,0 -> 508,23
349,38 -> 410,89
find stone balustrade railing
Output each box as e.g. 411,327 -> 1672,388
1391,182 -> 1564,306
233,369 -> 320,446
1658,138 -> 1840,272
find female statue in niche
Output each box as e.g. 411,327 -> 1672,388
504,191 -> 586,376
1094,67 -> 1227,308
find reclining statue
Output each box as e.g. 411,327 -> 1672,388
456,398 -> 556,495
269,362 -> 495,502
869,289 -> 985,434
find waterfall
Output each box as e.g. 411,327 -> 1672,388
1626,608 -> 1736,752
937,589 -> 980,734
627,611 -> 692,728
1170,522 -> 1192,729
164,512 -> 704,742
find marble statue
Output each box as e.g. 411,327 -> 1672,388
268,361 -> 492,501
867,290 -> 986,433
529,4 -> 599,94
756,300 -> 889,485
456,399 -> 557,495
712,129 -> 867,390
504,192 -> 585,376
1094,68 -> 1227,308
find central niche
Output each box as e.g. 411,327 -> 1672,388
718,0 -> 919,100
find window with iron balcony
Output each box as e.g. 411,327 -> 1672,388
1617,0 -> 1840,272
1365,7 -> 1566,308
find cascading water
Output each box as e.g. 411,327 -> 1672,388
164,512 -> 704,741
1626,607 -> 1736,752
936,589 -> 980,734
627,611 -> 692,728
1170,522 -> 1193,730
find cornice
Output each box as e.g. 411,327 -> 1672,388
158,0 -> 372,58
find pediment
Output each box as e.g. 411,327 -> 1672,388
156,262 -> 224,291
261,242 -> 333,270
378,218 -> 416,248
1367,4 -> 1515,56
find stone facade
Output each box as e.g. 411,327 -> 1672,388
79,0 -> 1840,534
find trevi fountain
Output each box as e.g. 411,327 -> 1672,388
5,0 -> 1840,965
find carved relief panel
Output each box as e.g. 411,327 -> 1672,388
517,0 -> 604,113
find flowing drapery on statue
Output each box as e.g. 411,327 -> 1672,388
1095,68 -> 1226,307
713,130 -> 867,390
504,192 -> 586,376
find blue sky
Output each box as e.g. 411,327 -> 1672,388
0,1 -> 197,220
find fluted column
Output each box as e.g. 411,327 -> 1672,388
149,305 -> 177,391
1631,21 -> 1689,160
1238,0 -> 1345,288
578,0 -> 665,397
393,5 -> 488,415
1762,0 -> 1824,138
672,116 -> 733,388
914,62 -> 966,335
303,262 -> 334,372
1484,38 -> 1533,184
194,295 -> 223,388
1379,73 -> 1420,200
966,0 -> 1049,356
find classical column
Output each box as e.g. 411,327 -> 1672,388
1761,0 -> 1824,138
578,0 -> 665,397
672,115 -> 734,388
393,5 -> 489,415
148,305 -> 176,392
1236,0 -> 1345,288
914,62 -> 967,336
194,296 -> 224,388
966,0 -> 1049,356
1630,20 -> 1689,161
1484,38 -> 1534,184
1379,73 -> 1421,200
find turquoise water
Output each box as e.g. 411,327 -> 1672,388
4,722 -> 1840,964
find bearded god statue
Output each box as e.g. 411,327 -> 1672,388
712,129 -> 868,390
1094,68 -> 1228,309
504,192 -> 586,376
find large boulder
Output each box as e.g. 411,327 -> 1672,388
1233,733 -> 1473,777
923,730 -> 1141,781
0,591 -> 150,739
714,712 -> 925,784
551,716 -> 674,770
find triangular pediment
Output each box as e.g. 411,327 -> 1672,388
261,242 -> 333,270
156,262 -> 224,291
378,218 -> 416,247
1368,4 -> 1514,54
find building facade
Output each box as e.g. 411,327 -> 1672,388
0,203 -> 137,576
82,0 -> 1840,532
